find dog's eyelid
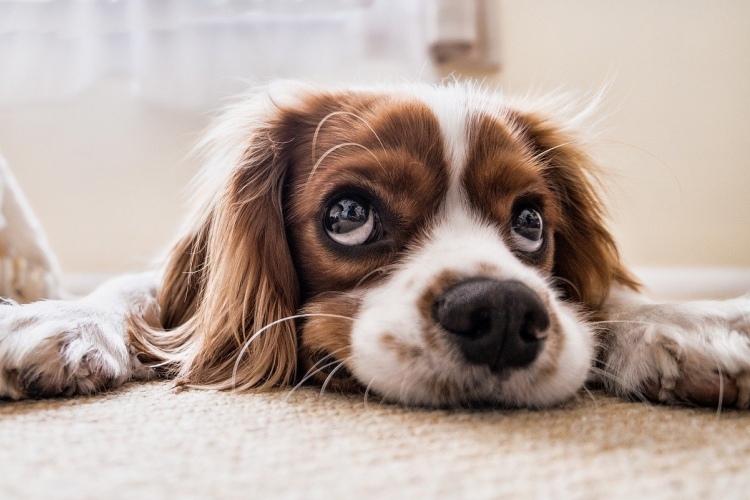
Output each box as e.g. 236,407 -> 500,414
511,194 -> 545,214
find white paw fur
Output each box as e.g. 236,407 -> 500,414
0,274 -> 158,399
600,290 -> 750,409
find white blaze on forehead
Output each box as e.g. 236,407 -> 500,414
412,88 -> 472,202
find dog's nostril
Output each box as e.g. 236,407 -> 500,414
519,309 -> 549,342
433,278 -> 549,372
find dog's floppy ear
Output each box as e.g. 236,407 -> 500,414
131,93 -> 300,390
511,110 -> 639,309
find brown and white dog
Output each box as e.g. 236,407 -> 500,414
1,82 -> 749,408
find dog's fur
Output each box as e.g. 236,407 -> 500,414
1,82 -> 749,408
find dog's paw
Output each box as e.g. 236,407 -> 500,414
638,325 -> 750,408
600,297 -> 750,409
0,300 -> 139,399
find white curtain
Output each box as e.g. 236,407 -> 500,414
0,0 -> 496,110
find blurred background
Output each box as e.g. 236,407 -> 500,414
1,0 -> 749,295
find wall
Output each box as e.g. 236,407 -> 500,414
0,0 -> 749,273
0,80 -> 204,272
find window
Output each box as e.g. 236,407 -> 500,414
0,0 -> 497,109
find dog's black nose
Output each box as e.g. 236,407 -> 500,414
433,278 -> 549,371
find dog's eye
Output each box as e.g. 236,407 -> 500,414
511,206 -> 543,253
325,196 -> 380,246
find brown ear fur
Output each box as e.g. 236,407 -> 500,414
130,108 -> 299,391
512,111 -> 640,309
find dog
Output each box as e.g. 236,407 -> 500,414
1,81 -> 749,408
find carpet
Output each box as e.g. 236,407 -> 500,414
1,381 -> 749,499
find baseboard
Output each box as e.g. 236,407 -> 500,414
633,266 -> 750,301
62,267 -> 750,301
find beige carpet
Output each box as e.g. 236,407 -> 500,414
1,382 -> 749,499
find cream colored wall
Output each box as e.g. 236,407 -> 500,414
1,1 -> 749,273
0,80 -> 205,273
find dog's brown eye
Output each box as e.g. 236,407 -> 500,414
511,206 -> 543,253
325,196 -> 379,246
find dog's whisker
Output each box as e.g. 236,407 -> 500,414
398,369 -> 414,407
531,141 -> 575,163
582,385 -> 599,408
303,346 -> 352,378
284,346 -> 352,402
717,362 -> 724,418
549,276 -> 582,300
704,347 -> 726,417
597,139 -> 682,194
318,358 -> 352,398
590,320 -> 659,326
285,359 -> 343,402
232,313 -> 355,391
312,111 -> 386,166
311,111 -> 337,166
363,377 -> 377,411
355,264 -> 399,289
306,142 -> 382,190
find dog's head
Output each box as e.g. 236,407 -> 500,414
144,82 -> 637,408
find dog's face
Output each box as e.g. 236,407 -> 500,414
153,83 -> 635,408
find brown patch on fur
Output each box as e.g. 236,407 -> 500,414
297,292 -> 362,392
675,369 -> 739,407
640,342 -> 741,407
381,333 -> 424,362
10,317 -> 38,331
3,368 -> 23,398
426,374 -> 454,403
463,114 -> 560,272
530,305 -> 564,381
283,97 -> 449,298
279,95 -> 453,393
416,270 -> 463,323
475,262 -> 501,277
416,270 -> 462,352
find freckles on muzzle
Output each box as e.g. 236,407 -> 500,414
430,277 -> 551,373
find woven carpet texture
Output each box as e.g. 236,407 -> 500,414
1,380 -> 749,499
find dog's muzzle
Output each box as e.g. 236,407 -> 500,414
433,278 -> 550,372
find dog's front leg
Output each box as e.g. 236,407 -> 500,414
596,286 -> 750,408
0,273 -> 159,399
